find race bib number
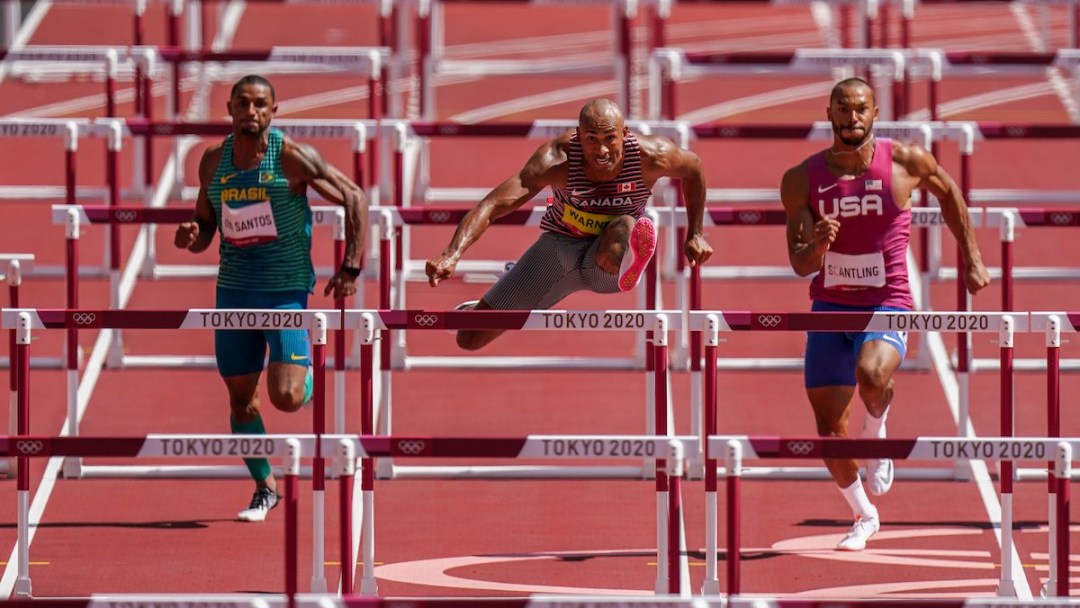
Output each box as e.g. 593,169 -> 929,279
222,201 -> 278,247
561,205 -> 614,236
823,251 -> 886,288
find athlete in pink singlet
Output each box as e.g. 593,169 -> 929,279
780,78 -> 990,551
426,98 -> 713,350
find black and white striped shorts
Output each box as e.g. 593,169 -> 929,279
482,231 -> 620,310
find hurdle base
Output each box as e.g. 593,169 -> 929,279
380,464 -> 651,480
116,354 -> 357,370
151,263 -> 344,281
400,355 -> 644,371
76,464 -> 320,479
712,358 -> 804,370
722,465 -> 964,481
972,356 -> 1080,372
0,356 -> 68,370
1015,466 -> 1080,481
13,577 -> 31,598
699,266 -> 799,280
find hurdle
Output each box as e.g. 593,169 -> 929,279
689,310 -> 1025,483
335,431 -> 694,596
703,435 -> 1074,598
2,308 -> 345,596
50,203 -> 354,354
372,204 -> 662,371
353,308 -> 680,478
181,0 -> 405,116
653,0 -> 887,52
46,205 -> 365,447
1,255 -> 33,478
0,46 -> 131,116
384,119 -> 680,371
648,47 -> 908,121
123,46 -> 389,200
413,0 -> 643,119
345,308 -> 687,594
1028,312 -> 1080,596
90,118 -> 375,272
866,0 -> 1077,50
0,432 -> 311,599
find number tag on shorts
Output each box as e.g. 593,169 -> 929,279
823,250 -> 886,288
222,201 -> 279,247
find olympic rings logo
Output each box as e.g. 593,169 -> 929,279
1005,126 -> 1028,137
757,314 -> 782,328
16,440 -> 44,455
786,440 -> 815,456
71,312 -> 97,326
397,440 -> 426,455
719,127 -> 739,138
114,210 -> 137,222
1050,212 -> 1073,226
429,211 -> 452,224
738,211 -> 761,224
414,314 -> 438,327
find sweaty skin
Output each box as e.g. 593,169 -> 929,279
780,79 -> 990,489
425,99 -> 714,350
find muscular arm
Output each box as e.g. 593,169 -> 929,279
894,142 -> 989,293
282,140 -> 369,298
781,162 -> 837,276
175,147 -> 220,253
426,138 -> 563,286
642,136 -> 712,266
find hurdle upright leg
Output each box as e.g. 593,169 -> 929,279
13,312 -> 31,597
1054,442 -> 1072,598
701,314 -> 720,595
996,316 -> 1017,597
5,259 -> 23,476
358,313 -> 379,595
64,209 -> 83,479
1045,315 -> 1061,596
652,315 -> 670,593
310,314 -> 328,593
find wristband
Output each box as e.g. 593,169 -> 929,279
339,263 -> 361,279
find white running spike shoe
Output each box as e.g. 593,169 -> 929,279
836,514 -> 880,551
865,457 -> 894,496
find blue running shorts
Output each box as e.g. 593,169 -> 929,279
804,300 -> 909,388
215,287 -> 311,377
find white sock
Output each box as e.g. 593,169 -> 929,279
862,405 -> 890,439
839,477 -> 878,521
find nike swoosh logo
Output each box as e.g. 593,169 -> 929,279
289,353 -> 308,361
571,189 -> 596,197
817,183 -> 838,193
220,173 -> 238,185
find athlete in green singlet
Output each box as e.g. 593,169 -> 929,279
174,75 -> 367,521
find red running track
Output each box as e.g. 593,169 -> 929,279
1,0 -> 1078,601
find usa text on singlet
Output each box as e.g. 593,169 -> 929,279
807,137 -> 913,309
